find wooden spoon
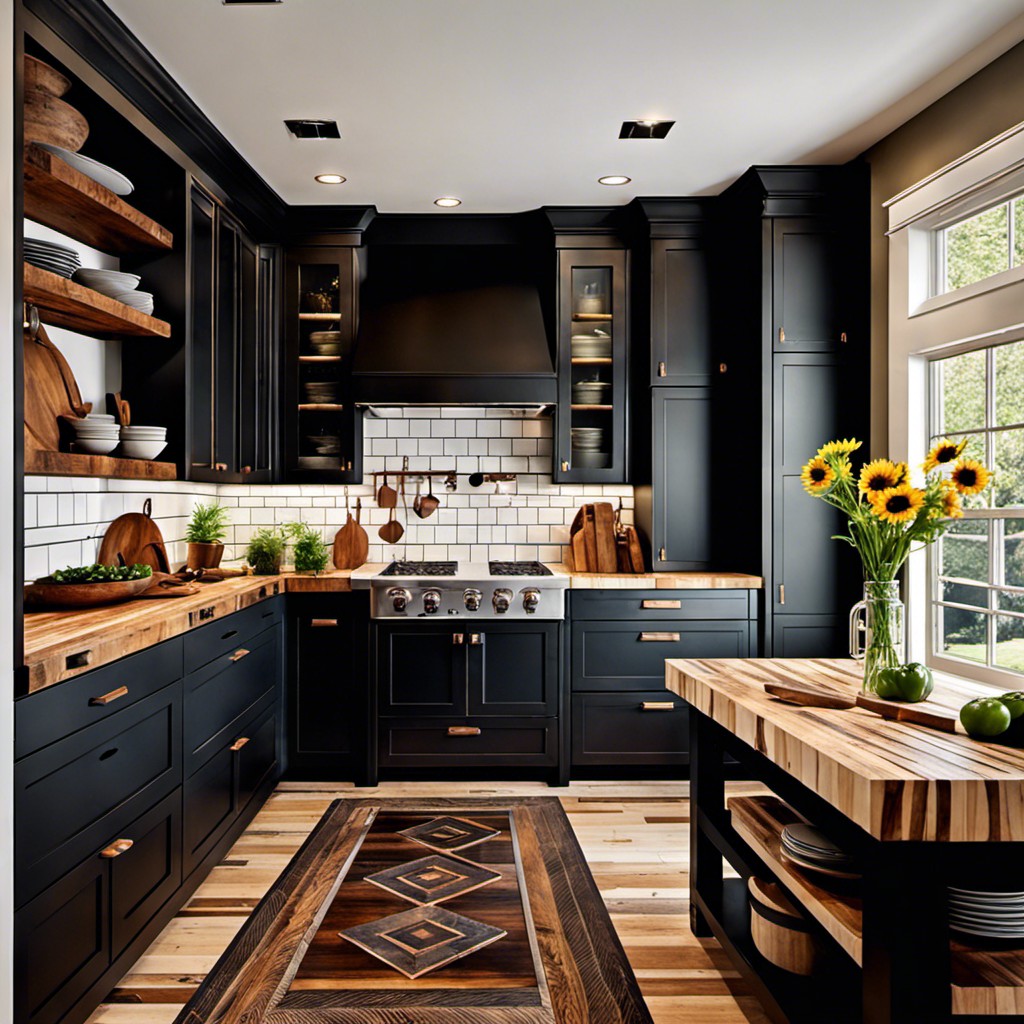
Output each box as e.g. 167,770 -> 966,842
377,472 -> 397,509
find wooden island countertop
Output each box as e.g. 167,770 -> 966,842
666,657 -> 1024,843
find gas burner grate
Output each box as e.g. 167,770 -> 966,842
380,561 -> 458,577
488,561 -> 553,577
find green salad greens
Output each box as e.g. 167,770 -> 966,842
48,564 -> 153,584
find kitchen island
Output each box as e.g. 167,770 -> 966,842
666,657 -> 1024,1023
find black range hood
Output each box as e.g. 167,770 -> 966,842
353,245 -> 556,406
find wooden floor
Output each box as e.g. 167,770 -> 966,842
86,781 -> 770,1024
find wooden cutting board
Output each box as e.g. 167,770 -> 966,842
24,323 -> 91,456
97,499 -> 170,573
592,502 -> 618,573
333,501 -> 369,569
623,525 -> 645,573
582,505 -> 598,572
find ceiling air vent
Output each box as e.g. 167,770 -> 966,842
284,119 -> 341,140
619,120 -> 675,139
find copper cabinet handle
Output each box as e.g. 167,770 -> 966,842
778,327 -> 785,344
452,633 -> 465,645
561,460 -> 570,472
659,547 -> 666,562
657,360 -> 667,377
642,599 -> 680,609
641,701 -> 677,711
447,726 -> 481,737
719,362 -> 728,374
469,633 -> 484,645
214,462 -> 228,471
229,648 -> 250,662
779,584 -> 786,606
99,838 -> 134,859
89,685 -> 128,706
840,331 -> 847,344
311,618 -> 338,628
230,737 -> 250,752
638,631 -> 681,642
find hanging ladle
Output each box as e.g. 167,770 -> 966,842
414,474 -> 440,519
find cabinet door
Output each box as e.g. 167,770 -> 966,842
650,387 -> 712,570
235,231 -> 273,479
188,184 -> 216,476
555,248 -> 628,483
182,738 -> 236,877
378,624 -> 466,716
772,614 -> 847,658
468,623 -> 559,716
772,219 -> 844,351
651,238 -> 711,386
572,691 -> 688,766
236,705 -> 280,811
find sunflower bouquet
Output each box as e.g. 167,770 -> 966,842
801,437 -> 991,690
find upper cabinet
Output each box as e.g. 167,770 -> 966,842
650,234 -> 712,386
553,245 -> 629,483
282,245 -> 363,483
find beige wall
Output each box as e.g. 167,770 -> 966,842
864,39 -> 1024,454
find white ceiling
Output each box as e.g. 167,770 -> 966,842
104,0 -> 1024,213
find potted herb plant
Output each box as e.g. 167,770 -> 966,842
185,502 -> 230,569
244,526 -> 288,576
289,522 -> 330,575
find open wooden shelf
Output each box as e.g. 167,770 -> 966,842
24,264 -> 171,339
23,143 -> 173,253
297,403 -> 343,412
298,313 -> 341,321
572,313 -> 613,321
299,355 -> 343,363
570,403 -> 613,411
729,795 -> 1024,1016
25,448 -> 176,481
571,357 -> 613,365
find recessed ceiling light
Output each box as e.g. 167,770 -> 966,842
434,196 -> 462,208
598,175 -> 631,186
284,119 -> 341,139
619,120 -> 675,140
315,173 -> 346,184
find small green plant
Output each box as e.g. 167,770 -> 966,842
48,564 -> 152,584
289,522 -> 330,574
185,502 -> 230,544
244,526 -> 288,575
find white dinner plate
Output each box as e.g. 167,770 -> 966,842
35,143 -> 134,196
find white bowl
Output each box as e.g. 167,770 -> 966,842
120,425 -> 166,435
83,412 -> 115,421
73,437 -> 119,455
119,439 -> 167,460
72,268 -> 141,295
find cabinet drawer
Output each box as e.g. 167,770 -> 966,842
184,624 -> 279,772
15,637 -> 183,760
572,691 -> 688,766
15,686 -> 180,906
379,718 -> 558,768
570,589 -> 753,621
571,619 -> 752,691
15,856 -> 109,1024
183,597 -> 282,674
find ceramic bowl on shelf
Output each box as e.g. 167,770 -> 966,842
119,439 -> 167,460
72,268 -> 141,296
72,437 -> 120,455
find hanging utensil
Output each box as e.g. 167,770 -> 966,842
333,487 -> 369,569
417,474 -> 440,518
378,506 -> 404,544
377,471 -> 397,508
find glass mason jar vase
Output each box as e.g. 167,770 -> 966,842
849,580 -> 905,693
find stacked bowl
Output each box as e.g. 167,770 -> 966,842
779,823 -> 861,880
119,424 -> 167,460
72,268 -> 154,315
303,381 -> 339,405
309,330 -> 346,356
948,885 -> 1024,940
71,413 -> 120,455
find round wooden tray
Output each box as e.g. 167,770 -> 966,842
25,575 -> 152,609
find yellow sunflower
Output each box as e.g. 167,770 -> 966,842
939,481 -> 964,519
859,459 -> 905,495
950,458 -> 991,495
869,484 -> 926,525
817,438 -> 863,459
923,437 -> 968,472
801,455 -> 835,494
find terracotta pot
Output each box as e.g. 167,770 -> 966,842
186,541 -> 224,570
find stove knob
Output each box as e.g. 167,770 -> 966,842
387,587 -> 412,613
423,588 -> 442,615
521,588 -> 541,615
492,588 -> 513,614
463,588 -> 482,612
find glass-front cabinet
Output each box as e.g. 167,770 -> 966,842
284,246 -> 362,482
554,247 -> 627,482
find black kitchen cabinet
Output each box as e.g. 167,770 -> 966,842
572,691 -> 689,767
283,245 -> 363,483
650,236 -> 713,386
288,593 -> 369,779
189,181 -> 277,483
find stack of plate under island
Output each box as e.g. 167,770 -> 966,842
24,237 -> 81,278
948,885 -> 1024,940
780,823 -> 861,880
72,268 -> 154,315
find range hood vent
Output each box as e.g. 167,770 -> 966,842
353,245 -> 556,406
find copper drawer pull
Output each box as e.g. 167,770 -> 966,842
469,633 -> 484,645
99,838 -> 134,859
641,599 -> 681,609
89,685 -> 128,706
229,648 -> 250,662
447,726 -> 481,737
641,701 -> 677,711
230,737 -> 250,752
452,633 -> 465,645
638,632 -> 681,642
311,618 -> 338,628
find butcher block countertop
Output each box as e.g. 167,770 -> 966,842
666,657 -> 1024,843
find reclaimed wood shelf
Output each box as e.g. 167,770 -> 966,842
298,355 -> 343,363
729,793 -> 1024,1016
298,312 -> 341,321
297,403 -> 343,412
25,447 -> 176,481
571,357 -> 613,365
23,143 -> 173,254
24,264 -> 171,339
570,403 -> 613,411
572,313 -> 613,321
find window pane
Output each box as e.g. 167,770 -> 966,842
1015,196 -> 1024,268
1006,519 -> 1024,587
996,341 -> 1024,426
994,429 -> 1024,508
995,615 -> 1024,674
940,519 -> 989,583
940,606 -> 988,664
946,203 -> 1009,291
935,350 -> 986,434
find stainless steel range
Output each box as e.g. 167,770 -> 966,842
353,561 -> 569,619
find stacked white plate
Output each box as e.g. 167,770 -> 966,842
119,424 -> 167,460
71,270 -> 153,315
71,414 -> 120,455
303,381 -> 339,404
571,426 -> 604,451
948,886 -> 1024,939
25,237 -> 81,278
36,143 -> 135,196
572,380 -> 611,404
780,823 -> 861,880
309,330 -> 345,356
113,290 -> 155,315
571,329 -> 612,360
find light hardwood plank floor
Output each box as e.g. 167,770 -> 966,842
86,781 -> 770,1024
